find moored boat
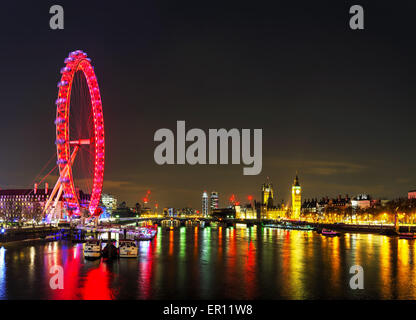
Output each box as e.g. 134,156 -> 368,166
321,228 -> 340,236
399,232 -> 416,240
291,224 -> 315,231
119,240 -> 138,258
102,241 -> 119,260
83,239 -> 102,259
263,223 -> 315,231
136,225 -> 157,241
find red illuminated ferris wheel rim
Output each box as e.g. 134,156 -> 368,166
55,50 -> 105,216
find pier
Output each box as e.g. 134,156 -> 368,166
0,225 -> 63,245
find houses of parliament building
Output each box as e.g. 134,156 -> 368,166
257,174 -> 301,220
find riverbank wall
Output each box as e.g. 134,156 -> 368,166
0,226 -> 67,246
288,220 -> 416,234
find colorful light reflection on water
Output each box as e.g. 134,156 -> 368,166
1,226 -> 416,299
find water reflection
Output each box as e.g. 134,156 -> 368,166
81,263 -> 113,299
138,241 -> 153,299
379,235 -> 392,298
0,247 -> 6,298
2,228 -> 416,299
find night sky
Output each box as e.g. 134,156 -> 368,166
0,0 -> 416,209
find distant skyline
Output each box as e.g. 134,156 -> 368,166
1,1 -> 416,209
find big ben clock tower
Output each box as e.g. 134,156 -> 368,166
291,173 -> 301,219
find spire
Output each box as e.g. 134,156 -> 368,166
293,172 -> 300,186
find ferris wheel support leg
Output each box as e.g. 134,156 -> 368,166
43,145 -> 80,216
50,184 -> 64,221
43,179 -> 62,216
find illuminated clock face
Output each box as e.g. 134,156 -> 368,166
295,189 -> 300,195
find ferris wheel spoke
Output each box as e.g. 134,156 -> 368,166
69,139 -> 91,145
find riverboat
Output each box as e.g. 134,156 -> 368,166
83,239 -> 102,259
119,240 -> 138,258
321,229 -> 340,236
136,225 -> 157,241
399,233 -> 416,240
102,241 -> 119,260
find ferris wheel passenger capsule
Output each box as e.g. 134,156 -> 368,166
56,159 -> 68,164
60,67 -> 72,74
55,98 -> 66,105
57,80 -> 68,87
54,117 -> 66,125
55,139 -> 66,145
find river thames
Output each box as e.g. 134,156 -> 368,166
0,225 -> 415,300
